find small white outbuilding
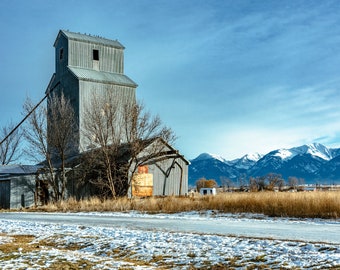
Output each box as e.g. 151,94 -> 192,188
199,188 -> 216,196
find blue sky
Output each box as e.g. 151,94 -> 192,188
1,0 -> 340,160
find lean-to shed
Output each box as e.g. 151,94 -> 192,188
0,165 -> 38,209
66,138 -> 190,198
129,138 -> 190,197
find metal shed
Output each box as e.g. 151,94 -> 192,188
130,138 -> 190,197
0,165 -> 38,209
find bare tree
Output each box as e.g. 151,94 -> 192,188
196,177 -> 207,192
23,93 -> 76,202
265,173 -> 284,191
80,91 -> 176,197
220,176 -> 233,192
238,173 -> 247,191
249,176 -> 260,192
0,122 -> 22,165
122,101 -> 176,194
195,177 -> 217,192
249,173 -> 284,192
297,177 -> 305,191
47,92 -> 77,200
288,176 -> 298,190
80,92 -> 124,197
289,176 -> 305,191
23,97 -> 55,203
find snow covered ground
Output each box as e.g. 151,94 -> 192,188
0,212 -> 339,269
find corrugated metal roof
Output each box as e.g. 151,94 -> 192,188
57,30 -> 125,49
68,66 -> 138,87
0,165 -> 41,175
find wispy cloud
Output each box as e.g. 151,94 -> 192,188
1,0 -> 340,160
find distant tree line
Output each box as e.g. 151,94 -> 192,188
196,173 -> 306,192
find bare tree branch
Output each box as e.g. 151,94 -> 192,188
79,91 -> 176,197
23,93 -> 77,202
0,122 -> 22,165
23,97 -> 57,201
47,92 -> 78,200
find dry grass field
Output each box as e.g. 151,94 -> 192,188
30,191 -> 340,219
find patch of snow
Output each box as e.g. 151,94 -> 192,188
270,143 -> 335,162
244,152 -> 263,161
0,235 -> 13,245
306,142 -> 332,160
274,149 -> 294,160
231,153 -> 263,169
0,212 -> 339,269
193,153 -> 228,163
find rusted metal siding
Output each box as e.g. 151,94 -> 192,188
131,171 -> 153,197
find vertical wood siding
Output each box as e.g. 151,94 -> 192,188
133,142 -> 189,196
0,176 -> 35,209
10,176 -> 35,209
150,158 -> 188,196
68,40 -> 124,73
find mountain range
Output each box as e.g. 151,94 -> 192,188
189,143 -> 340,187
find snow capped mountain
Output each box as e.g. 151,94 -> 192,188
189,153 -> 239,186
193,153 -> 229,164
318,155 -> 340,181
230,153 -> 263,170
272,143 -> 333,161
189,143 -> 340,186
290,143 -> 333,161
273,149 -> 295,160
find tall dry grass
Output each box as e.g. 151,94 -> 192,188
33,191 -> 340,219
